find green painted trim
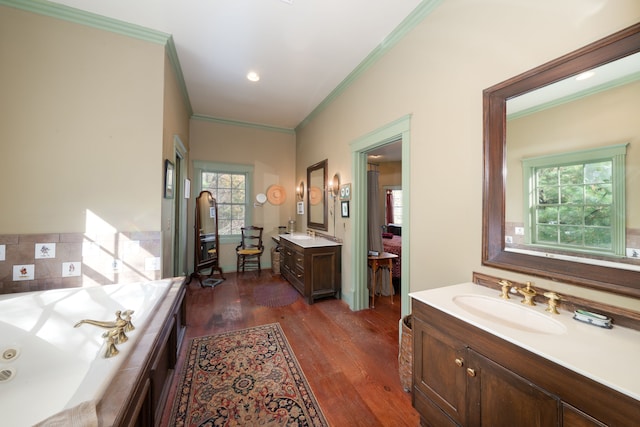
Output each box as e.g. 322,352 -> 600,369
508,72 -> 640,120
192,114 -> 296,135
296,0 -> 443,131
1,0 -> 169,44
166,36 -> 194,117
350,115 -> 411,314
1,0 -> 193,118
521,143 -> 627,256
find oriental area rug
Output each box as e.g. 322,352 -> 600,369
169,323 -> 329,427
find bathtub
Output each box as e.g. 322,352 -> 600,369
0,279 -> 174,426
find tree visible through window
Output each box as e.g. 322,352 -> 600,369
523,144 -> 626,256
201,171 -> 247,236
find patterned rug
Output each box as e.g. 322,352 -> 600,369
170,323 -> 328,427
253,282 -> 300,307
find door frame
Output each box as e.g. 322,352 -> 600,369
349,115 -> 411,315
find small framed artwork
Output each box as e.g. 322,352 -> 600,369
341,201 -> 350,218
339,183 -> 351,200
164,159 -> 174,199
297,201 -> 304,215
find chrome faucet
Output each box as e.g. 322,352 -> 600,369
74,310 -> 135,358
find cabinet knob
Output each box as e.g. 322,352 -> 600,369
454,358 -> 464,368
466,368 -> 476,377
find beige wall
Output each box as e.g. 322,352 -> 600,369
162,53 -> 192,277
0,6 -> 184,291
296,0 -> 640,308
0,6 -> 164,234
189,119 -> 296,271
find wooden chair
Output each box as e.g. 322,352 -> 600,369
236,226 -> 264,273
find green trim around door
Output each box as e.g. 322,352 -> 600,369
349,115 -> 411,316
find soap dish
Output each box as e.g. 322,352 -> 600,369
573,309 -> 612,329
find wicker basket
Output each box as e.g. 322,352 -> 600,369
271,247 -> 281,274
398,314 -> 413,392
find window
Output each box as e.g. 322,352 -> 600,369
385,188 -> 402,225
194,161 -> 253,240
522,144 -> 627,256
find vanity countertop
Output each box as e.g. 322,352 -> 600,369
278,233 -> 342,248
410,282 -> 640,401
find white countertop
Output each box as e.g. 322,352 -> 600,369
278,233 -> 342,248
410,282 -> 640,401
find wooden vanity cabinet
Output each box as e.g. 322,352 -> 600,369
280,237 -> 341,304
412,298 -> 640,427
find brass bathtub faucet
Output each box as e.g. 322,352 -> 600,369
74,310 -> 135,358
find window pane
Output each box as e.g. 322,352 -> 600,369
584,206 -> 611,226
536,206 -> 558,224
585,184 -> 611,205
538,187 -> 558,204
537,167 -> 558,185
560,185 -> 583,204
584,227 -> 611,249
584,161 -> 611,184
559,206 -> 583,225
559,226 -> 582,245
560,164 -> 583,185
537,225 -> 558,243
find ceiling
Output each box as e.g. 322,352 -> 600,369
47,0 -> 426,130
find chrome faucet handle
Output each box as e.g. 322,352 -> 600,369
518,281 -> 537,306
497,280 -> 513,299
543,291 -> 561,314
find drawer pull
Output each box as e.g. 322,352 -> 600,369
454,358 -> 464,368
466,368 -> 476,377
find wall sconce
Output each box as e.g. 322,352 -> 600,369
329,173 -> 340,198
296,181 -> 305,201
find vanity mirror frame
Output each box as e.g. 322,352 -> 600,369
482,23 -> 640,298
307,159 -> 328,231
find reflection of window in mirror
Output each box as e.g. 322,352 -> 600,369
517,144 -> 627,257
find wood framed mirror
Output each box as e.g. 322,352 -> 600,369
307,159 -> 328,231
483,23 -> 640,298
189,190 -> 225,287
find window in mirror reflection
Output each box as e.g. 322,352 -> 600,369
521,144 -> 626,256
385,189 -> 403,225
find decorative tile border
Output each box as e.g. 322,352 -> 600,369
0,231 -> 161,294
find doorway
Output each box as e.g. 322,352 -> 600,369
350,115 -> 411,316
173,136 -> 188,276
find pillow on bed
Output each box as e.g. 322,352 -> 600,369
382,232 -> 394,239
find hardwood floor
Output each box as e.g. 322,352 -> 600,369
160,270 -> 420,426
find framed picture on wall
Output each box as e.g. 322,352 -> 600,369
164,159 -> 174,199
341,201 -> 349,218
339,183 -> 351,200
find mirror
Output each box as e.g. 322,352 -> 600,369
189,190 -> 224,286
307,159 -> 328,230
483,23 -> 640,298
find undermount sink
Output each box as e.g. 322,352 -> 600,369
287,234 -> 314,240
452,294 -> 567,335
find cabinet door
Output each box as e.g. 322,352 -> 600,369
413,317 -> 467,425
467,349 -> 560,427
563,404 -> 607,427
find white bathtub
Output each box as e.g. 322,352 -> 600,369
0,279 -> 173,426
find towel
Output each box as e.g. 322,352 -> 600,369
34,400 -> 98,427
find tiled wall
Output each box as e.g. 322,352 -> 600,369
0,231 -> 161,294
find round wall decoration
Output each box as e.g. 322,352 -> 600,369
267,185 -> 286,205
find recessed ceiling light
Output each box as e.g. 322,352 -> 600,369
575,71 -> 595,81
247,71 -> 260,82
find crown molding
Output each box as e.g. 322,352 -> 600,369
192,114 -> 295,135
0,0 -> 192,116
295,0 -> 443,131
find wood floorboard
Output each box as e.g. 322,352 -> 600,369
159,271 -> 419,426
